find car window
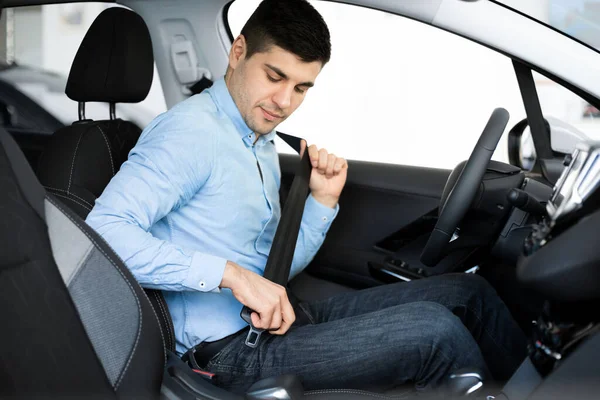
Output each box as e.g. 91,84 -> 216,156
3,3 -> 167,131
228,0 -> 527,169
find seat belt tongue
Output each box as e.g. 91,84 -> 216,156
241,306 -> 265,348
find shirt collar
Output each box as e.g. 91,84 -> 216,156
209,77 -> 277,147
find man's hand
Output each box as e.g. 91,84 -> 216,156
302,141 -> 348,208
220,261 -> 295,335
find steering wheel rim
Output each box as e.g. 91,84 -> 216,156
420,108 -> 510,267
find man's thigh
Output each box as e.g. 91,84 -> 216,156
302,273 -> 499,324
298,272 -> 527,381
205,301 -> 486,394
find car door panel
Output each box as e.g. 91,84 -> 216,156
279,153 -> 451,288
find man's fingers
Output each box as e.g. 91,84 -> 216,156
271,294 -> 296,335
333,157 -> 347,174
326,154 -> 336,178
318,148 -> 328,173
251,311 -> 261,328
308,144 -> 319,167
270,319 -> 292,335
269,302 -> 283,330
255,305 -> 274,330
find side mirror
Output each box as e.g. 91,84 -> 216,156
507,118 -> 538,171
519,128 -> 536,171
508,116 -> 589,171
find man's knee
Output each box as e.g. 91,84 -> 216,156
417,302 -> 473,349
444,273 -> 498,301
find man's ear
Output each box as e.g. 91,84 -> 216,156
229,35 -> 247,70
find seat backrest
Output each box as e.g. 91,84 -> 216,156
0,126 -> 165,398
37,7 -> 154,220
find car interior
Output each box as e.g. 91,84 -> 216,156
1,0 -> 600,399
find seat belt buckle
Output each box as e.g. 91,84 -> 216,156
240,306 -> 265,348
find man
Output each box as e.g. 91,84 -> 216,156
86,0 -> 527,394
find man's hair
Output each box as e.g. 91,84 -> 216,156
240,0 -> 331,65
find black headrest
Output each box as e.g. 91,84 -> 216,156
66,7 -> 154,104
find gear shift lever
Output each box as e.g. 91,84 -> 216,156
445,368 -> 485,397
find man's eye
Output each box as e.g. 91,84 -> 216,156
295,87 -> 306,94
267,74 -> 280,83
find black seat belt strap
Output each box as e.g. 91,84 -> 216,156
512,61 -> 553,163
240,131 -> 312,348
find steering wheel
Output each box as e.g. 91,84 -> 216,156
420,108 -> 510,267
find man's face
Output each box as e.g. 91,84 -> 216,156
226,36 -> 323,135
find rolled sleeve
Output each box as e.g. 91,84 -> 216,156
301,193 -> 339,233
183,252 -> 228,293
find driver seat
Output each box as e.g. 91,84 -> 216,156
0,126 -> 423,398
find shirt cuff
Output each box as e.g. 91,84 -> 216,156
183,252 -> 227,293
302,193 -> 339,232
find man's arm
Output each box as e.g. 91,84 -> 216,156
288,144 -> 348,279
288,194 -> 338,279
86,114 -> 226,293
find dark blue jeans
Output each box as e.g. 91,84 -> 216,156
204,273 -> 527,394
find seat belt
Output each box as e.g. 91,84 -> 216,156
512,61 -> 553,164
240,131 -> 313,348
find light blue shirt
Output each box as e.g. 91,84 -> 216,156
86,78 -> 338,354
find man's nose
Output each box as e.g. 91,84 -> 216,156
272,85 -> 293,110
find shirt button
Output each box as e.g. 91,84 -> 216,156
322,216 -> 328,222
199,281 -> 206,289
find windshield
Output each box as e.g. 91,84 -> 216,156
497,0 -> 600,51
